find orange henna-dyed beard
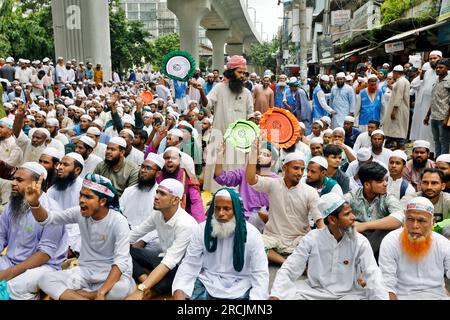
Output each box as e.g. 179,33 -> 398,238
400,228 -> 432,262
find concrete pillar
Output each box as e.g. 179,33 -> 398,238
205,29 -> 230,73
226,43 -> 244,56
52,0 -> 112,80
167,0 -> 211,65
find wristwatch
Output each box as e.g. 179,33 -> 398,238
137,283 -> 147,292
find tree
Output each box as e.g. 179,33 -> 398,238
147,33 -> 181,70
246,39 -> 278,72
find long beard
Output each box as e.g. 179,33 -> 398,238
412,158 -> 427,169
9,192 -> 30,220
341,224 -> 357,240
337,82 -> 344,88
368,84 -> 378,94
53,171 -> 77,191
104,156 -> 120,167
211,216 -> 236,239
400,228 -> 432,262
137,176 -> 156,191
228,78 -> 244,94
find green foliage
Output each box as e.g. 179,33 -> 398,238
147,33 -> 181,70
381,0 -> 437,25
246,39 -> 278,71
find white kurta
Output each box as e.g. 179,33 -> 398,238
203,82 -> 254,192
92,142 -> 107,160
382,76 -> 410,139
270,228 -> 388,300
387,177 -> 416,200
172,222 -> 269,300
379,228 -> 450,299
372,148 -> 392,167
47,178 -> 83,253
0,135 -> 23,166
81,154 -> 103,177
126,147 -> 144,166
352,132 -> 371,152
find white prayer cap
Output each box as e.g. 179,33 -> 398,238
422,62 -> 431,71
80,114 -> 92,122
0,78 -> 10,87
6,57 -> 14,63
382,63 -> 390,68
344,116 -> 355,123
345,75 -> 353,81
109,137 -> 127,148
64,98 -> 74,106
323,128 -> 333,135
122,115 -> 135,127
164,146 -> 182,157
288,76 -> 298,83
46,118 -> 59,127
26,115 -> 35,121
406,196 -> 434,216
92,119 -> 104,128
65,152 -> 85,167
1,102 -> 11,110
357,77 -> 364,83
320,75 -> 330,82
368,74 -> 378,80
336,72 -> 346,78
387,72 -> 393,78
318,192 -> 346,219
313,120 -> 323,128
145,153 -> 165,169
298,121 -> 306,130
41,147 -> 63,161
143,112 -> 153,118
333,127 -> 345,135
87,127 -> 101,136
390,149 -> 408,163
88,108 -> 96,113
20,162 -> 47,180
0,117 -> 13,129
309,156 -> 328,170
79,136 -> 96,149
283,152 -> 305,166
393,65 -> 404,72
158,178 -> 184,199
413,139 -> 430,150
430,50 -> 443,57
168,128 -> 184,139
30,127 -> 50,138
215,189 -> 232,199
357,148 -> 372,162
120,128 -> 135,139
310,137 -> 324,145
76,107 -> 85,114
37,110 -> 47,118
371,129 -> 385,137
436,154 -> 450,164
320,116 -> 331,126
166,111 -> 179,121
43,57 -> 49,63
202,117 -> 213,124
247,112 -> 255,119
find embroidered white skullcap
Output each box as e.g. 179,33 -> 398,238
0,117 -> 13,129
20,162 -> 47,180
345,75 -> 353,81
283,152 -> 305,165
390,149 -> 407,163
65,152 -> 85,167
80,114 -> 92,121
168,128 -> 184,139
406,196 -> 434,216
2,102 -> 13,110
344,116 -> 355,123
145,153 -> 165,169
30,127 -> 50,138
371,129 -> 385,137
46,118 -> 59,127
167,111 -> 179,121
88,108 -> 96,113
87,127 -> 101,136
309,156 -> 328,170
357,148 -> 372,162
436,154 -> 450,164
76,107 -> 86,114
320,116 -> 331,126
37,110 -> 47,117
79,136 -> 96,149
412,140 -> 430,150
368,74 -> 378,80
109,137 -> 127,148
310,137 -> 324,145
30,105 -> 39,112
336,72 -> 346,78
320,75 -> 330,82
143,112 -> 153,118
5,57 -> 14,63
164,146 -> 182,156
26,115 -> 35,121
215,189 -> 232,199
313,120 -> 323,128
158,178 -> 184,199
122,114 -> 135,127
318,192 -> 346,219
333,127 -> 345,135
64,98 -> 74,106
93,119 -> 104,128
298,121 -> 306,130
40,147 -> 63,161
430,50 -> 442,57
120,128 -> 135,139
393,65 -> 404,72
323,128 -> 333,135
202,117 -> 213,124
382,63 -> 390,68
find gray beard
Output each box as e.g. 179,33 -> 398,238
9,193 -> 30,220
211,216 -> 236,239
341,224 -> 357,240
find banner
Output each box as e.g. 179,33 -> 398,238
385,41 -> 404,53
331,10 -> 351,26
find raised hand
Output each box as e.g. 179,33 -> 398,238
24,173 -> 44,207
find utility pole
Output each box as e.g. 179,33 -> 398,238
298,0 -> 308,83
321,0 -> 331,74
